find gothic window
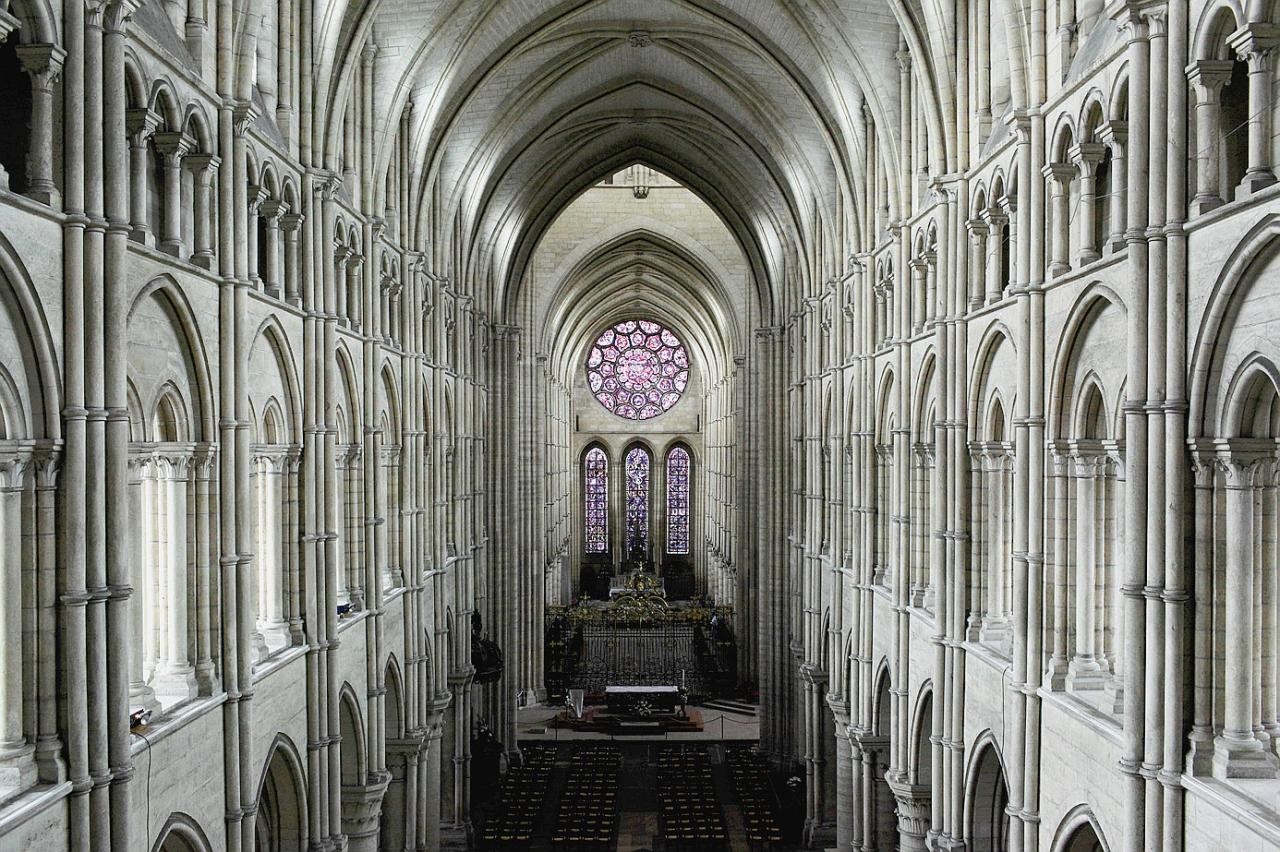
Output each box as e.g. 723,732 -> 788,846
666,446 -> 691,555
584,446 -> 608,554
586,319 -> 689,420
625,446 -> 651,555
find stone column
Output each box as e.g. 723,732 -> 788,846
151,131 -> 191,257
830,698 -> 854,850
257,452 -> 289,652
1230,25 -> 1279,197
1043,162 -> 1074,277
335,245 -> 351,324
0,457 -> 35,790
1067,454 -> 1105,689
890,780 -> 932,852
1213,456 -> 1280,778
14,44 -> 66,206
341,771 -> 391,852
965,218 -> 988,309
1046,452 -> 1069,689
126,456 -> 160,713
909,257 -> 927,334
981,208 -> 1006,303
259,199 -> 285,296
347,252 -> 364,330
282,212 -> 304,305
1071,142 -> 1105,264
246,185 -> 266,289
185,153 -> 218,269
1186,60 -> 1234,215
924,250 -> 938,326
153,454 -> 196,703
124,108 -> 160,245
1097,121 -> 1128,253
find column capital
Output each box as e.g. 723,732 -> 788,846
1096,120 -> 1128,150
981,207 -> 1009,228
14,43 -> 66,88
152,130 -> 193,162
0,9 -> 19,41
184,152 -> 220,176
1041,161 -> 1077,184
232,102 -> 259,137
125,107 -> 162,145
1069,142 -> 1107,173
965,216 -> 989,236
1185,58 -> 1236,92
259,198 -> 286,221
1229,22 -> 1280,67
281,211 -> 306,232
101,0 -> 143,32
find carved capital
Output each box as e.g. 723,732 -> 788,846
15,44 -> 66,89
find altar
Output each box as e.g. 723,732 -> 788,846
604,685 -> 683,717
556,683 -> 702,735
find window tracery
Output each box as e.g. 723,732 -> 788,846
625,446 -> 651,554
666,446 -> 690,555
584,446 -> 608,554
586,320 -> 689,420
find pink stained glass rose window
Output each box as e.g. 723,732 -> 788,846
586,320 -> 690,420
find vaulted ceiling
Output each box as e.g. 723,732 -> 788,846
310,0 -> 936,321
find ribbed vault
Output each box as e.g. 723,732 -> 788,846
299,0 -> 941,322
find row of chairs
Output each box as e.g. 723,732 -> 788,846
656,745 -> 729,850
477,743 -> 557,848
725,744 -> 785,848
551,743 -> 620,848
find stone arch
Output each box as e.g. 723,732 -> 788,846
334,342 -> 360,444
1193,0 -> 1246,60
1049,114 -> 1077,163
383,655 -> 406,740
255,733 -> 308,852
871,660 -> 892,736
968,321 -> 1017,439
1049,804 -> 1112,852
338,683 -> 368,787
908,681 -> 934,786
150,812 -> 215,852
1223,355 -> 1280,439
129,276 -> 215,440
1190,217 -> 1280,437
379,360 -> 401,440
1048,285 -> 1126,441
249,316 -> 303,443
182,103 -> 216,153
147,79 -> 183,131
0,232 -> 58,439
4,0 -> 58,44
964,732 -> 1011,852
151,381 -> 191,443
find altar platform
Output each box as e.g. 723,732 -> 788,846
516,701 -> 760,742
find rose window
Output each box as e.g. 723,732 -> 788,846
586,320 -> 689,420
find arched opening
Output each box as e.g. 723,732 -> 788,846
255,739 -> 307,852
1062,821 -> 1105,852
966,742 -> 1011,852
870,672 -> 898,851
624,443 -> 652,564
0,37 -> 32,195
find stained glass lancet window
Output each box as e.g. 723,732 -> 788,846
666,447 -> 691,554
586,320 -> 690,420
584,447 -> 608,554
625,447 -> 650,555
